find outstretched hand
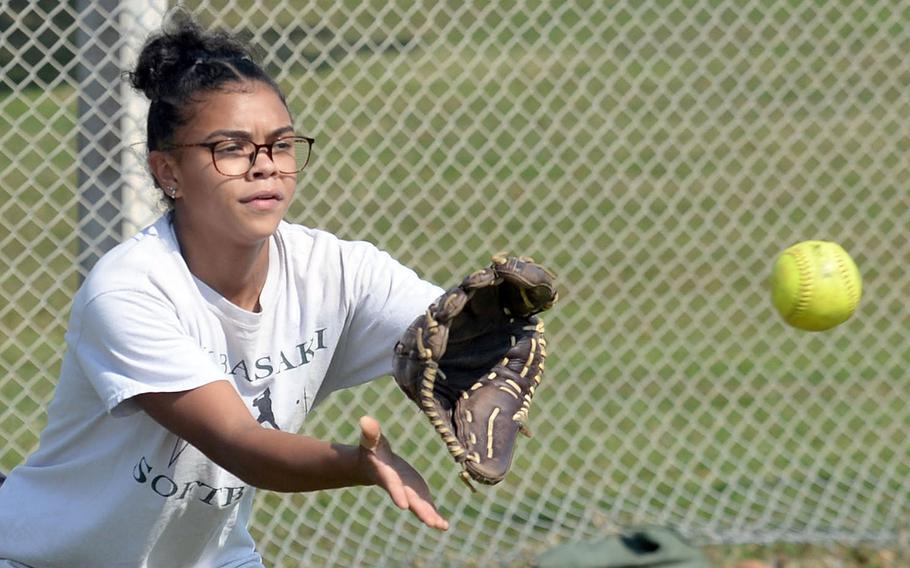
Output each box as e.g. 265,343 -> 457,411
358,416 -> 449,531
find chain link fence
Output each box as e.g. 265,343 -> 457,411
3,0 -> 910,565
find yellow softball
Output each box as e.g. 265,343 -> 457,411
770,240 -> 862,331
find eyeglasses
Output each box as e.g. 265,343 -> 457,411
166,136 -> 315,176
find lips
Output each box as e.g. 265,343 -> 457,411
240,190 -> 284,204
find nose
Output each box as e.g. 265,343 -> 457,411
247,145 -> 278,178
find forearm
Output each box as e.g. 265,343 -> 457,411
136,383 -> 449,531
212,426 -> 371,492
134,382 -> 374,493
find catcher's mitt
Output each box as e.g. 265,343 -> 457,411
393,255 -> 557,490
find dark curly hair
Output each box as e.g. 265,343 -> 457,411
128,12 -> 288,155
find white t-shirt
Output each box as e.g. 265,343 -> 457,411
0,214 -> 442,568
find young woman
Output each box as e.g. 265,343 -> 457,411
0,16 -> 448,567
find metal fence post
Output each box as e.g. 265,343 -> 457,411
74,0 -> 122,277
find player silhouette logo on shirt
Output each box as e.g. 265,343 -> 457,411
253,388 -> 280,430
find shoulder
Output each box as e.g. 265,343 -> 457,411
78,215 -> 184,304
274,221 -> 438,297
275,221 -> 396,269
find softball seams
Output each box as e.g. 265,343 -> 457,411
834,248 -> 860,314
787,246 -> 814,319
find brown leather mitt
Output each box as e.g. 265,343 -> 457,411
393,255 -> 558,490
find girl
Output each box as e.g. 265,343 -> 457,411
0,16 -> 448,568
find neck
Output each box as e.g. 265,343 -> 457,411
173,215 -> 270,312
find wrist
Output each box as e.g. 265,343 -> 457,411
354,442 -> 380,487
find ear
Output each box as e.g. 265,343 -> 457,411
148,150 -> 180,191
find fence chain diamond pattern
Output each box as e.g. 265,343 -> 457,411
2,1 -> 910,565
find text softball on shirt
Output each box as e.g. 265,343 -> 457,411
131,328 -> 328,509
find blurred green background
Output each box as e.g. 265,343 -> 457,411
3,1 -> 910,565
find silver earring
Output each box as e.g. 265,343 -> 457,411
166,186 -> 177,198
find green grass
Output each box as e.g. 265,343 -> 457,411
4,2 -> 910,565
704,541 -> 909,567
0,85 -> 80,463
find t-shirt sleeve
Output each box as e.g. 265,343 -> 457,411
317,244 -> 443,402
74,290 -> 227,416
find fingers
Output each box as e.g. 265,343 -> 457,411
358,415 -> 381,452
358,415 -> 449,531
404,486 -> 450,531
384,475 -> 411,511
358,416 -> 417,508
383,472 -> 449,531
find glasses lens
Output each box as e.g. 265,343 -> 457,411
273,137 -> 312,174
212,140 -> 256,176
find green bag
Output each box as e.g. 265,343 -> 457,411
534,525 -> 710,568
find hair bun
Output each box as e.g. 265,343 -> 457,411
128,11 -> 253,101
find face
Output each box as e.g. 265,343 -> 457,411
151,81 -> 298,248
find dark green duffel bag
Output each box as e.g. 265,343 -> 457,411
535,525 -> 710,568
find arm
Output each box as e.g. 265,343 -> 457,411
135,381 -> 361,491
134,381 -> 448,530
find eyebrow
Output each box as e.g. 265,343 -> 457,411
203,126 -> 295,141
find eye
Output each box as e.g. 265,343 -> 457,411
213,141 -> 250,155
272,139 -> 294,152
